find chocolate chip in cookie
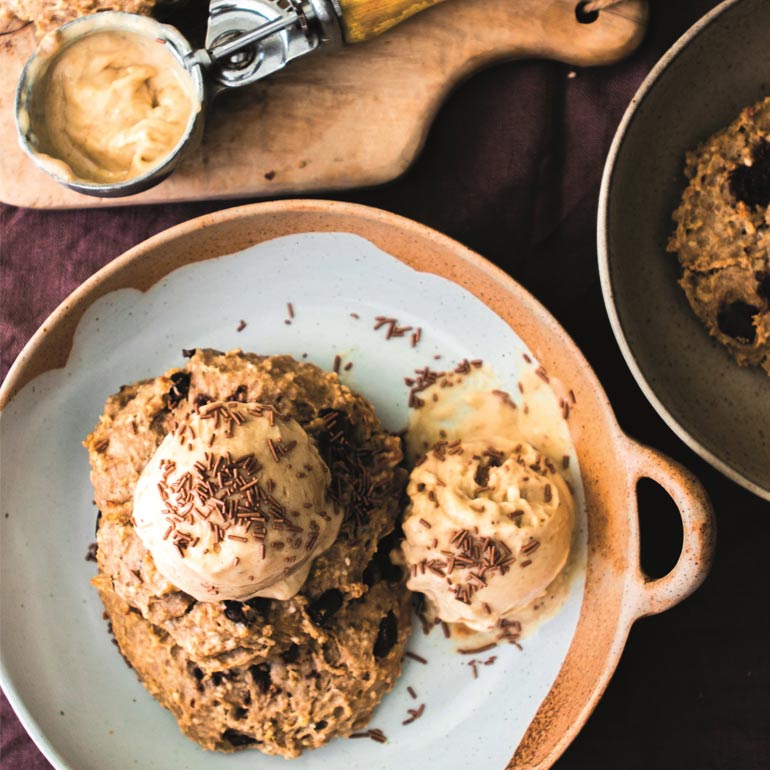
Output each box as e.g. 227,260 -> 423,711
756,271 -> 770,303
373,611 -> 398,659
717,300 -> 759,343
307,589 -> 343,627
729,139 -> 770,208
166,371 -> 191,408
222,729 -> 260,747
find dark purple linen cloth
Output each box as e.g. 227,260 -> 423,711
2,1 -> 769,768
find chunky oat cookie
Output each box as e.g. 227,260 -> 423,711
85,349 -> 410,756
668,96 -> 770,375
2,0 -> 156,35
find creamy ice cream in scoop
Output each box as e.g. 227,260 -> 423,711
133,401 -> 340,602
402,438 -> 574,632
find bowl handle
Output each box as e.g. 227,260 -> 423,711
622,440 -> 716,618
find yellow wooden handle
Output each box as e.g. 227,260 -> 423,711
337,0 -> 449,44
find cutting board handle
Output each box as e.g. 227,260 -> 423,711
337,0 -> 449,43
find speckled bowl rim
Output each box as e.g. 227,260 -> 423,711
0,199 -> 714,770
597,0 -> 769,502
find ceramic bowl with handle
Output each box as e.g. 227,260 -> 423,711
0,200 -> 714,769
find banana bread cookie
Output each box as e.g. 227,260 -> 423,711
2,0 -> 156,35
85,348 -> 410,757
668,96 -> 770,375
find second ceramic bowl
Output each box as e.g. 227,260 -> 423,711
599,0 -> 770,500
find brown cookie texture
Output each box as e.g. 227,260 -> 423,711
85,348 -> 411,756
2,0 -> 156,36
668,97 -> 770,372
679,262 -> 770,367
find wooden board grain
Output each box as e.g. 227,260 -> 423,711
0,0 -> 648,208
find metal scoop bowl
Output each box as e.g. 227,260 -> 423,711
15,11 -> 207,198
14,0 -> 449,198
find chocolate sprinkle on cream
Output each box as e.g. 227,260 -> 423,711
439,528 -> 516,605
491,389 -> 517,409
148,407 -> 322,565
497,618 -> 523,647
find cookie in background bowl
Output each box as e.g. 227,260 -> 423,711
598,0 -> 770,498
668,95 -> 770,376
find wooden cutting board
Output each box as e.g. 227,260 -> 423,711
0,0 -> 648,209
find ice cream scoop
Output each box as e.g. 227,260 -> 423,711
34,28 -> 197,186
402,438 -> 574,632
133,400 -> 340,602
16,11 -> 206,197
16,1 -> 451,196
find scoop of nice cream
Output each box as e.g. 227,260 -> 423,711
402,438 -> 574,632
133,401 -> 340,602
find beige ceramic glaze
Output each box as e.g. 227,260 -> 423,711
0,200 -> 714,769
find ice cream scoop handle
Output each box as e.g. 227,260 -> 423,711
623,441 -> 715,619
337,0 -> 448,43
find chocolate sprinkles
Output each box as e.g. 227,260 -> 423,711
402,703 -> 425,725
440,528 -> 516,605
373,316 -> 421,344
151,404 -> 319,562
405,358 -> 484,409
352,727 -> 388,743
